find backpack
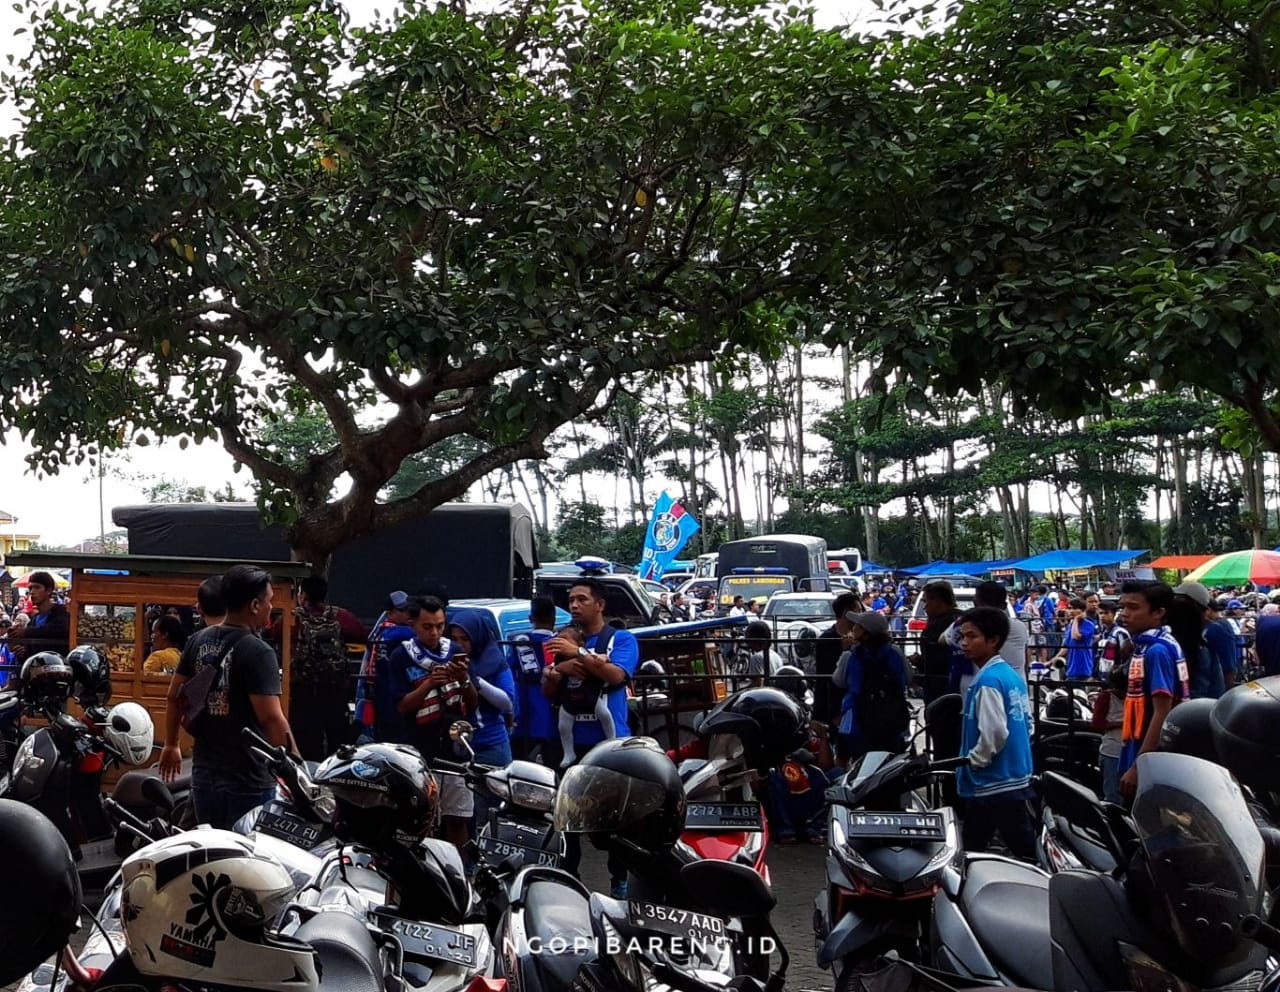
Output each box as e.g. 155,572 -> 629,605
512,633 -> 548,683
291,606 -> 349,688
856,647 -> 909,751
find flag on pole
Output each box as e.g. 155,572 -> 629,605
638,492 -> 700,581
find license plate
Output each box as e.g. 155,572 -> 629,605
627,901 -> 729,943
371,911 -> 479,968
683,802 -> 762,831
255,803 -> 323,847
844,811 -> 945,840
477,833 -> 561,868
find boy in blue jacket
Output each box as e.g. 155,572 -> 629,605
956,606 -> 1037,861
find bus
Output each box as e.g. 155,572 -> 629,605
714,534 -> 829,609
828,547 -> 864,574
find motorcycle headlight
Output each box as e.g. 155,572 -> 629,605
509,779 -> 556,812
15,735 -> 41,776
312,786 -> 337,825
485,776 -> 511,801
601,916 -> 644,989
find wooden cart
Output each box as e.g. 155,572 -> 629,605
8,552 -> 311,759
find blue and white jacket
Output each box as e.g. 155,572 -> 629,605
957,657 -> 1034,800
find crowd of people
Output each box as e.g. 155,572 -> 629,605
800,574 -> 1274,855
9,557 -> 1277,880
140,566 -> 643,898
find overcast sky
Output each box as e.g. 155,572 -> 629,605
0,0 -> 895,547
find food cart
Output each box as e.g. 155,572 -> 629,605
7,552 -> 311,759
629,615 -> 749,750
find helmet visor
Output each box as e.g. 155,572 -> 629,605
552,766 -> 669,834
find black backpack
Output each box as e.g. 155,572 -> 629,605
856,647 -> 909,751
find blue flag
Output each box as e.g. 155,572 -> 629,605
639,493 -> 700,581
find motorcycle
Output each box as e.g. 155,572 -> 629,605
675,729 -> 770,884
19,784 -> 328,992
492,850 -> 790,992
244,730 -> 496,992
813,751 -> 964,985
929,751 -> 1276,992
1,702 -> 165,887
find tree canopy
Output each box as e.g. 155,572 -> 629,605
0,0 -> 862,567
828,0 -> 1280,450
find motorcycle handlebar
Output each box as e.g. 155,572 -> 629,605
240,728 -> 324,823
432,759 -> 472,777
928,757 -> 969,772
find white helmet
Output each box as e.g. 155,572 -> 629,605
120,829 -> 317,990
103,701 -> 154,765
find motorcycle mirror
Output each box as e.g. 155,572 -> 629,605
449,720 -> 475,741
140,776 -> 175,814
678,859 -> 776,919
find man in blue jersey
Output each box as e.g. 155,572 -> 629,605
386,596 -> 475,853
509,596 -> 559,765
955,606 -> 1036,861
542,577 -> 639,898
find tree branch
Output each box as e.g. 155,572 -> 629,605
371,429 -> 552,532
1231,378 -> 1280,455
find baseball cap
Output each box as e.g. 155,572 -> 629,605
386,590 -> 409,610
1227,599 -> 1245,610
845,611 -> 889,637
1172,581 -> 1210,610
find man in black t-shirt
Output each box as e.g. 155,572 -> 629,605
813,592 -> 860,725
159,565 -> 296,829
921,581 -> 961,704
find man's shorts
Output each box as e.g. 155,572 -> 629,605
438,770 -> 475,818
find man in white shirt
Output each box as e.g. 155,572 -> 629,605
942,581 -> 1028,687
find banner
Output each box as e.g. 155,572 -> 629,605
638,492 -> 700,581
1107,567 -> 1157,583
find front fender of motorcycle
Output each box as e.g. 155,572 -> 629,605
816,902 -> 921,969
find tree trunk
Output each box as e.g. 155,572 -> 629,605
863,453 -> 881,561
1171,439 -> 1188,553
793,345 -> 805,492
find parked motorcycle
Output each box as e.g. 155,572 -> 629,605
813,750 -> 964,985
2,699 -> 160,887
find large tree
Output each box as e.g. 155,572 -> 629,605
826,0 -> 1280,452
0,0 -> 858,568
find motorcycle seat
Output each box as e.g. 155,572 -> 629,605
294,910 -> 384,991
959,857 -> 1053,991
524,879 -> 596,988
113,767 -> 191,812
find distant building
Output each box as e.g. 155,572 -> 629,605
0,511 -> 39,561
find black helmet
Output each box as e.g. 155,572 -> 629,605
696,686 -> 808,771
312,743 -> 440,848
0,799 -> 81,983
1212,677 -> 1280,792
67,645 -> 111,708
553,737 -> 684,857
1044,689 -> 1074,721
19,652 -> 72,714
1158,698 -> 1216,763
635,660 -> 668,693
770,664 -> 809,706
